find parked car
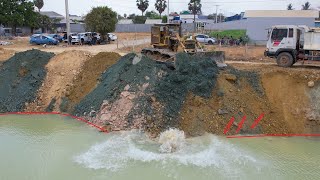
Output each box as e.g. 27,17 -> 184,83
80,33 -> 89,44
108,33 -> 117,41
48,34 -> 63,42
30,34 -> 59,45
196,34 -> 216,45
71,33 -> 80,44
63,32 -> 77,43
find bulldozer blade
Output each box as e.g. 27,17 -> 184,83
195,51 -> 227,68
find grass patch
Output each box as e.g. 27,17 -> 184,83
210,30 -> 246,39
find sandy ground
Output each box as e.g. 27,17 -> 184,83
0,33 -> 150,56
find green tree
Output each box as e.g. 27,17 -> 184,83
287,3 -> 293,10
155,0 -> 167,18
188,0 -> 202,15
34,0 -> 44,12
124,13 -> 127,19
39,14 -> 55,33
145,10 -> 160,19
136,0 -> 149,16
133,16 -> 147,24
0,0 -> 37,35
118,14 -> 124,20
302,2 -> 311,10
84,6 -> 117,40
161,15 -> 167,23
128,13 -> 136,19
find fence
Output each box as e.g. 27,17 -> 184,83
204,20 -> 248,31
115,23 -> 205,33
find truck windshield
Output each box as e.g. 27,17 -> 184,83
271,29 -> 288,41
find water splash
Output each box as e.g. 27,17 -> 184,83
158,128 -> 185,153
74,130 -> 264,175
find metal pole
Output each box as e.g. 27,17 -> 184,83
215,5 -> 219,24
219,9 -> 222,23
193,0 -> 196,33
167,0 -> 170,23
65,0 -> 71,45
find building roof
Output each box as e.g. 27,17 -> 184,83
180,14 -> 198,19
40,11 -> 64,19
244,10 -> 319,18
145,19 -> 162,24
117,19 -> 133,24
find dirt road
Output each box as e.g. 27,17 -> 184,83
3,38 -> 150,55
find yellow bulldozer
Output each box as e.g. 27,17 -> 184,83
141,23 -> 226,67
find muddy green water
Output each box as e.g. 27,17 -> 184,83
0,115 -> 319,180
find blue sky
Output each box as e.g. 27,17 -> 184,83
42,0 -> 320,17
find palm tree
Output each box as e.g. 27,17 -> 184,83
136,0 -> 149,16
34,0 -> 44,12
302,2 -> 311,10
155,0 -> 167,18
287,3 -> 293,10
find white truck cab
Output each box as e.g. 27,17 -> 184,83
265,25 -> 320,67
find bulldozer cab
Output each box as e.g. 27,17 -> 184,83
151,24 -> 181,49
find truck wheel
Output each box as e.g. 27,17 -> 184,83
276,52 -> 294,67
208,40 -> 213,45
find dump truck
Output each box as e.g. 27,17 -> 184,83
141,23 -> 226,68
265,25 -> 320,67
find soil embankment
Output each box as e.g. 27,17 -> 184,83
1,49 -> 319,136
25,50 -> 92,112
64,52 -> 121,112
0,49 -> 54,112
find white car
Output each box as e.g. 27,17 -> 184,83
78,33 -> 90,44
108,33 -> 118,41
63,33 -> 77,43
71,33 -> 80,44
196,34 -> 216,45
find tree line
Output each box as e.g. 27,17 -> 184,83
287,2 -> 313,10
0,0 -> 56,35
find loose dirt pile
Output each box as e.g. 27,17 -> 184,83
72,53 -> 219,135
0,49 -> 54,113
25,50 -> 92,112
0,47 -> 15,62
62,52 -> 121,112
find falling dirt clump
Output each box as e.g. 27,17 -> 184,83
0,49 -> 54,113
64,52 -> 121,111
25,50 -> 92,112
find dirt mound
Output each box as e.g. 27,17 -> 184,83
63,52 -> 121,112
0,47 -> 15,62
179,67 -> 275,136
25,50 -> 92,112
71,53 -> 220,135
0,49 -> 54,113
179,65 -> 320,136
307,83 -> 320,133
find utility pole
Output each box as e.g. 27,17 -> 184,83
214,5 -> 220,24
65,0 -> 71,45
167,0 -> 170,23
219,9 -> 222,23
193,0 -> 196,33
